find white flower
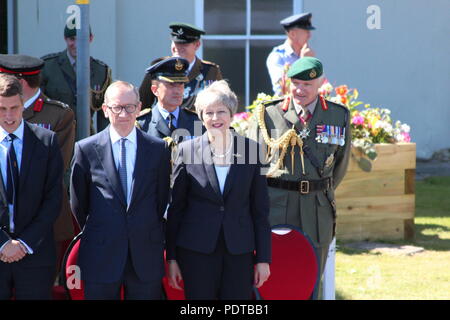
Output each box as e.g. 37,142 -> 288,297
401,124 -> 410,133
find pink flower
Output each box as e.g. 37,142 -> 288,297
234,112 -> 250,121
352,114 -> 365,126
402,132 -> 411,142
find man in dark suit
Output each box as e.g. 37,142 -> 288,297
70,80 -> 170,300
136,57 -> 203,145
0,54 -> 76,275
0,74 -> 64,300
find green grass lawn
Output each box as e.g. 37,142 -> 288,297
335,176 -> 450,300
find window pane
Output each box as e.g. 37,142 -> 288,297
204,0 -> 246,35
250,40 -> 281,103
203,40 -> 246,110
251,0 -> 292,35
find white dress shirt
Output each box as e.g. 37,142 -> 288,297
109,126 -> 137,205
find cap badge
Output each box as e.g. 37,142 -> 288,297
176,28 -> 184,36
175,59 -> 183,71
309,69 -> 317,78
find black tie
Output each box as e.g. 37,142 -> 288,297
167,113 -> 176,131
6,133 -> 19,206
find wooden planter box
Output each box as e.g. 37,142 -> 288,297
335,143 -> 416,241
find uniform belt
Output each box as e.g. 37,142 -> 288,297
267,177 -> 333,194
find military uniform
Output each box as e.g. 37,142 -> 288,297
136,106 -> 201,142
248,57 -> 351,298
139,22 -> 223,111
139,57 -> 222,110
266,13 -> 315,96
40,49 -> 111,132
24,92 -> 76,241
136,57 -> 203,144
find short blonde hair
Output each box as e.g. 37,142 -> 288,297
194,80 -> 238,120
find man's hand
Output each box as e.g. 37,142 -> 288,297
167,260 -> 184,290
0,240 -> 27,263
300,43 -> 315,58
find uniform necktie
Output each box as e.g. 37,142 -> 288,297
167,113 -> 176,131
299,109 -> 312,125
6,133 -> 19,206
118,138 -> 127,201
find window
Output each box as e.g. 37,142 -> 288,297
196,0 -> 302,109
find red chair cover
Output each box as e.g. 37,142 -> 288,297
256,225 -> 319,300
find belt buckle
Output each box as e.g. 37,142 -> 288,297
300,180 -> 309,194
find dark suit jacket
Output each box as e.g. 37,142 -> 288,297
166,131 -> 271,263
0,122 -> 63,267
70,127 -> 170,283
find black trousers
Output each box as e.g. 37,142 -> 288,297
84,251 -> 163,300
0,261 -> 55,300
177,230 -> 254,300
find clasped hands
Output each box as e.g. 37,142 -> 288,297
0,240 -> 27,263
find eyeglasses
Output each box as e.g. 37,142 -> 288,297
106,104 -> 137,114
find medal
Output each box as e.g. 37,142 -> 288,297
299,127 -> 310,139
323,125 -> 330,144
339,127 -> 346,146
331,126 -> 337,144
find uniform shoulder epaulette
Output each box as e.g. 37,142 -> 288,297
91,57 -> 110,68
44,97 -> 71,110
182,108 -> 198,116
40,52 -> 62,61
201,59 -> 219,67
325,98 -> 349,112
261,96 -> 286,108
137,107 -> 152,119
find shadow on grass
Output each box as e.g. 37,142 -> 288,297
335,289 -> 351,300
413,223 -> 450,251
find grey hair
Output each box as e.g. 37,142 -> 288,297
104,80 -> 140,104
194,80 -> 238,120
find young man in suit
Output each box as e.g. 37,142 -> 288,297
0,54 -> 76,274
70,81 -> 171,300
0,74 -> 64,300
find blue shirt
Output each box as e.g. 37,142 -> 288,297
109,126 -> 137,206
157,104 -> 180,128
266,40 -> 300,96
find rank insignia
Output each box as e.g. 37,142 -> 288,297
325,154 -> 334,168
175,59 -> 184,71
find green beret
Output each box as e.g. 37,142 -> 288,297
287,57 -> 323,80
64,19 -> 92,38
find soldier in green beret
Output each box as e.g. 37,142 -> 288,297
248,57 -> 351,299
40,21 -> 112,134
139,22 -> 222,112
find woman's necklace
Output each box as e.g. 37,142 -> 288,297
211,131 -> 233,158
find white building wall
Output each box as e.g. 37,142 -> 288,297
14,0 -> 450,158
305,0 -> 450,158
